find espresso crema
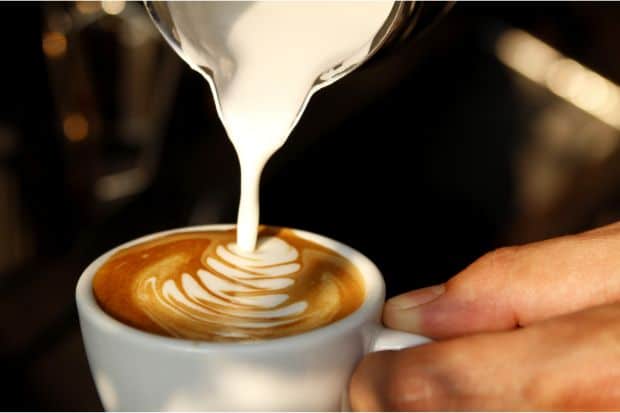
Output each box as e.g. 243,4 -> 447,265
93,228 -> 365,342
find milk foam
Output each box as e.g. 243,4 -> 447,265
125,232 -> 355,341
143,237 -> 307,323
166,1 -> 395,251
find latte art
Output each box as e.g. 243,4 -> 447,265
93,228 -> 365,341
139,237 -> 314,339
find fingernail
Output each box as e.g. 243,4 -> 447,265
387,284 -> 446,310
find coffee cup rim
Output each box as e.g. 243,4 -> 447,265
76,224 -> 385,353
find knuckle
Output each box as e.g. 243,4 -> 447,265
482,246 -> 521,272
382,353 -> 446,411
470,246 -> 519,275
386,375 -> 444,411
451,246 -> 521,290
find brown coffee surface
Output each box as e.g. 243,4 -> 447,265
93,227 -> 365,342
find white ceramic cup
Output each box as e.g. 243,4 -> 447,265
76,224 -> 430,411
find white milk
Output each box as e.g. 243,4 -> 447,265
166,1 -> 395,251
138,236 -> 312,340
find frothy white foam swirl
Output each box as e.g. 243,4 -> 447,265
137,236 -> 314,340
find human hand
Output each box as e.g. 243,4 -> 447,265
350,222 -> 620,410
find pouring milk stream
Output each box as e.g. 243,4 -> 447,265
152,1 -> 396,252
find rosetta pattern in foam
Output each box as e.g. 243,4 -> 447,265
135,236 -> 342,341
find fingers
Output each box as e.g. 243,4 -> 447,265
385,223 -> 620,338
351,302 -> 620,411
348,350 -> 401,411
351,330 -> 534,411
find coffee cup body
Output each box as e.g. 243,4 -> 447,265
76,224 -> 428,411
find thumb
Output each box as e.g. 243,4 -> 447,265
384,225 -> 620,338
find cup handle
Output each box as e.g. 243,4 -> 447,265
370,326 -> 432,352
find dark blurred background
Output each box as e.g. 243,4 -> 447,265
2,1 -> 620,410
